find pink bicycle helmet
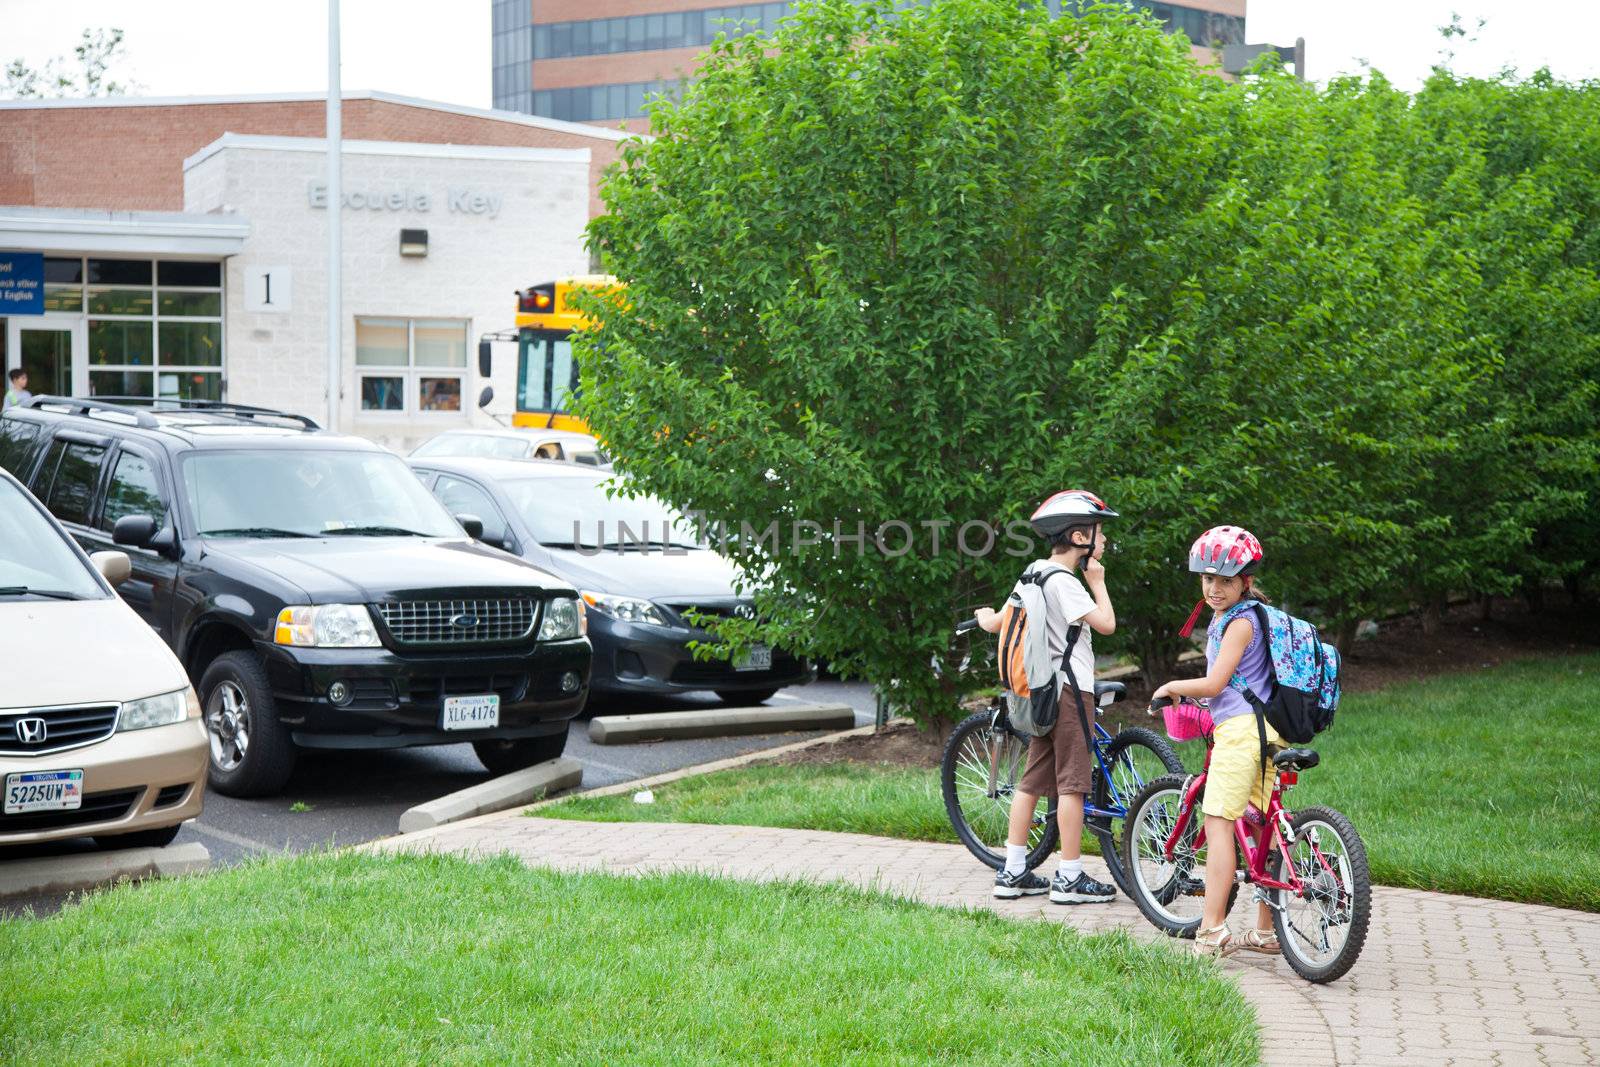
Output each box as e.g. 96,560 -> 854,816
1188,525 -> 1263,577
1177,526 -> 1264,637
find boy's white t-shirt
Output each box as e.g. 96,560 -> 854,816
1031,560 -> 1097,693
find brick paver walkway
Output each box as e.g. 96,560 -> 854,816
373,816 -> 1600,1066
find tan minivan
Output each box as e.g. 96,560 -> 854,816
0,467 -> 205,849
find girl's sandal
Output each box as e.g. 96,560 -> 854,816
1240,928 -> 1280,955
1192,924 -> 1237,959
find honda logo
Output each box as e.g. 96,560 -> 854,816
733,603 -> 757,621
16,718 -> 47,745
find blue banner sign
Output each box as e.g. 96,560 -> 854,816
0,253 -> 45,315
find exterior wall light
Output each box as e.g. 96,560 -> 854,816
399,229 -> 429,257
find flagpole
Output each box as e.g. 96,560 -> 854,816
326,0 -> 342,431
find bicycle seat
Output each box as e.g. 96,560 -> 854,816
1094,681 -> 1126,707
1273,748 -> 1320,772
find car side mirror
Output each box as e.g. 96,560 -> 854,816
478,339 -> 492,377
456,513 -> 484,539
112,514 -> 158,549
477,385 -> 495,409
90,550 -> 132,587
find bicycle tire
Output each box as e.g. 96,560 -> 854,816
1090,727 -> 1185,897
1120,774 -> 1238,938
1269,805 -> 1372,983
939,710 -> 1059,870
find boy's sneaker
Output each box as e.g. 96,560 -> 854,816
993,868 -> 1050,899
1050,869 -> 1116,904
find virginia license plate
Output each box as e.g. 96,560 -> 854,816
734,645 -> 772,672
442,694 -> 500,731
4,769 -> 84,814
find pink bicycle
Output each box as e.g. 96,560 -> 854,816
1121,698 -> 1371,983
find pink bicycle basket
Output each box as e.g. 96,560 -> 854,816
1163,701 -> 1213,742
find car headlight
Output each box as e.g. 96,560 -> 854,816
119,689 -> 192,731
579,590 -> 667,627
275,604 -> 382,647
539,596 -> 584,640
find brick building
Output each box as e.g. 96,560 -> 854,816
492,0 -> 1249,132
0,92 -> 634,448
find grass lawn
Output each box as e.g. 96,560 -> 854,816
548,654 -> 1600,912
0,852 -> 1257,1066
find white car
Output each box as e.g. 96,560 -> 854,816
0,468 -> 205,849
411,427 -> 611,468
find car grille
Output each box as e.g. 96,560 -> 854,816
400,674 -> 530,709
374,598 -> 537,646
659,600 -> 757,627
0,787 -> 141,833
0,704 -> 119,757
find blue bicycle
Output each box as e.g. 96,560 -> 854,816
939,623 -> 1183,894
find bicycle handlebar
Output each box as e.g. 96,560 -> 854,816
1147,695 -> 1175,711
954,618 -> 980,635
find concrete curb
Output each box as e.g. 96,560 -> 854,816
369,717 -> 913,849
587,703 -> 857,745
397,757 -> 583,833
0,841 -> 211,899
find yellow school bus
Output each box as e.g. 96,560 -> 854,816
487,275 -> 619,432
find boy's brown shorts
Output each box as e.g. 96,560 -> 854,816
1018,689 -> 1095,798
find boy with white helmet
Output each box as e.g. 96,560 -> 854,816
974,489 -> 1119,903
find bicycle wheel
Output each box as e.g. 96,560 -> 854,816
940,710 -> 1059,870
1090,727 -> 1185,896
1122,774 -> 1237,938
1269,805 -> 1372,983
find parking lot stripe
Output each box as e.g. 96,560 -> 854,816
186,821 -> 283,854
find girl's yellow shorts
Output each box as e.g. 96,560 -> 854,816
1201,712 -> 1285,821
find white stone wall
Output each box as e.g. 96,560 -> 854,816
184,136 -> 591,452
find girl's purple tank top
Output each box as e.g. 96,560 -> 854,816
1207,606 -> 1274,726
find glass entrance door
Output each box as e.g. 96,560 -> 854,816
5,318 -> 85,403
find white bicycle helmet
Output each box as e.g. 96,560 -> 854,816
1029,489 -> 1118,538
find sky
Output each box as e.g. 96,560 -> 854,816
2,0 -> 1598,108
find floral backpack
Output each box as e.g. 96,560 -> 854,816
1210,600 -> 1341,745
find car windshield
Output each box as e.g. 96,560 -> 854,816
413,434 -> 531,460
502,477 -> 703,550
184,450 -> 462,539
0,478 -> 106,599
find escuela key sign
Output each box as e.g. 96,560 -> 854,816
0,253 -> 44,316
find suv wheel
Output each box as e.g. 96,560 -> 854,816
200,651 -> 297,797
94,824 -> 181,850
472,731 -> 567,776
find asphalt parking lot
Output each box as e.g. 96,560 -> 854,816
2,678 -> 877,916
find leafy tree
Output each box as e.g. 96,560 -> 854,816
577,0 -> 1597,722
1398,71 -> 1600,620
4,28 -> 136,99
581,0 -> 1243,718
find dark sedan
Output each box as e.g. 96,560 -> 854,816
408,458 -> 814,704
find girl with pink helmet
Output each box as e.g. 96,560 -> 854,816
1151,525 -> 1282,958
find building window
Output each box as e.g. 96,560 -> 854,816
47,256 -> 224,402
532,80 -> 680,122
355,317 -> 468,415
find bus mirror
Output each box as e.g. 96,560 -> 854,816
478,339 -> 493,377
477,385 -> 495,409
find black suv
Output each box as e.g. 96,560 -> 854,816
0,398 -> 591,797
